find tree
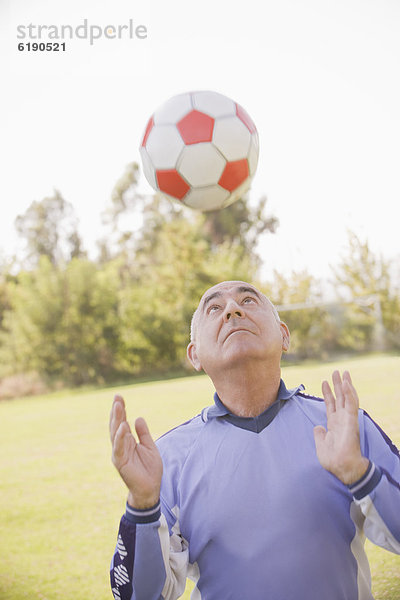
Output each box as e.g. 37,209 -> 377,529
332,232 -> 400,351
0,257 -> 122,385
0,256 -> 65,377
0,256 -> 15,334
102,162 -> 143,226
1,163 -> 281,387
202,195 -> 278,255
262,270 -> 336,359
15,190 -> 85,268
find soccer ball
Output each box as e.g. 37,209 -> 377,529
139,90 -> 259,211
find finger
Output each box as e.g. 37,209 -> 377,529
343,371 -> 360,408
135,417 -> 155,449
322,380 -> 336,417
110,395 -> 126,444
110,394 -> 125,427
343,377 -> 359,415
332,370 -> 345,409
113,420 -> 135,463
343,370 -> 352,385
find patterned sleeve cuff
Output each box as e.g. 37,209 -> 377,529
124,500 -> 161,524
347,461 -> 382,500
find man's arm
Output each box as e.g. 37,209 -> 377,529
314,370 -> 400,553
109,395 -> 188,600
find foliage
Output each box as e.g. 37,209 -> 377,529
14,190 -> 86,268
202,195 -> 278,254
1,167 -> 400,387
0,257 -> 121,385
333,232 -> 400,351
1,169 -> 268,383
262,270 -> 339,359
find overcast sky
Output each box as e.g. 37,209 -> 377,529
1,0 -> 399,280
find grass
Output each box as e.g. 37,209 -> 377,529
0,354 -> 399,599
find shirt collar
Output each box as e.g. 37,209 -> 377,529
204,379 -> 304,433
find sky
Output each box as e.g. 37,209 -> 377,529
1,0 -> 400,281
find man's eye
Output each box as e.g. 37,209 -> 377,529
208,305 -> 220,313
243,297 -> 256,304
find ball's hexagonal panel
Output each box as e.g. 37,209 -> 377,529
184,185 -> 230,211
179,143 -> 225,187
177,110 -> 214,145
213,117 -> 252,161
248,137 -> 259,177
219,158 -> 249,192
192,91 -> 236,118
146,125 -> 185,169
154,92 -> 193,125
139,146 -> 157,189
236,103 -> 257,134
156,169 -> 190,200
141,116 -> 154,147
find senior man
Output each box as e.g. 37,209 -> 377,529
110,281 -> 400,600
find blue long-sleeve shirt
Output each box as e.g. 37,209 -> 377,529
110,381 -> 400,599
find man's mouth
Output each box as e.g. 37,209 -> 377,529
224,328 -> 252,342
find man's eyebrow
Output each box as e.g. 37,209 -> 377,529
236,286 -> 262,299
202,291 -> 223,311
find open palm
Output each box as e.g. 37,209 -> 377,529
110,395 -> 163,508
313,371 -> 369,485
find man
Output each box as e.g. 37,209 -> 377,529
109,281 -> 400,600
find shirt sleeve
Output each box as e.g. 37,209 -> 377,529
110,500 -> 189,600
347,411 -> 400,554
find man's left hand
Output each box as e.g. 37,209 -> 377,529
313,370 -> 370,485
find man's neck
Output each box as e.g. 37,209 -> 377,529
212,363 -> 282,418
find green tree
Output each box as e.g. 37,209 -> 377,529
1,163 -> 280,387
333,232 -> 400,351
0,256 -> 65,378
202,195 -> 278,256
0,257 -> 122,385
58,258 -> 122,384
102,162 -> 143,226
15,190 -> 85,268
0,257 -> 15,334
263,270 -> 337,359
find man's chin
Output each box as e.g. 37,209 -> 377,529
216,348 -> 263,370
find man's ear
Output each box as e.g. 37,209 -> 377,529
280,322 -> 290,352
187,341 -> 202,371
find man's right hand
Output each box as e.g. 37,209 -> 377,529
110,395 -> 163,509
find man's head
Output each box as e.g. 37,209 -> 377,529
187,281 -> 290,377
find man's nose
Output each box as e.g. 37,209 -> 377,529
223,300 -> 244,321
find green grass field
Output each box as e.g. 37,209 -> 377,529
0,354 -> 399,599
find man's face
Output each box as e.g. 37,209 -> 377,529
187,281 -> 289,375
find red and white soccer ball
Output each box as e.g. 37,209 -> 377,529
139,91 -> 259,211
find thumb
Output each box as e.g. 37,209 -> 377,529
313,425 -> 327,448
135,417 -> 155,449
